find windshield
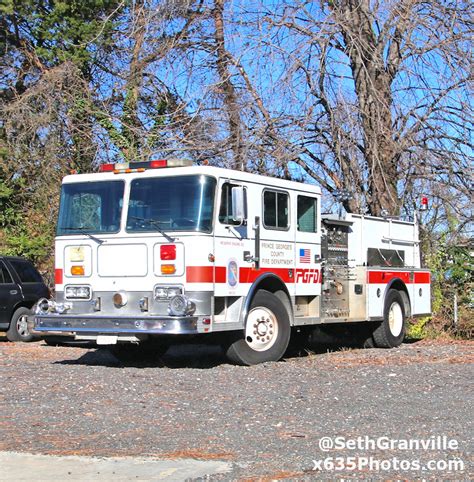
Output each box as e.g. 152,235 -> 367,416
57,181 -> 124,235
126,175 -> 216,233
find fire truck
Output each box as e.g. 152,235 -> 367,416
32,160 -> 431,365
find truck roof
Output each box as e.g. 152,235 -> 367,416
62,165 -> 322,195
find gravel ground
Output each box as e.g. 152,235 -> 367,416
0,337 -> 472,480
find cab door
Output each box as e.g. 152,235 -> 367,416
213,179 -> 253,299
0,261 -> 23,328
293,193 -> 322,298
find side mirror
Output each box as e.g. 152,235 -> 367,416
231,186 -> 245,224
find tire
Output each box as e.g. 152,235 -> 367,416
6,307 -> 35,342
372,289 -> 406,348
226,290 -> 291,365
111,341 -> 169,363
363,334 -> 375,349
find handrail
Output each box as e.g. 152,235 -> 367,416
382,236 -> 419,245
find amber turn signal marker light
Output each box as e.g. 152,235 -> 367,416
161,264 -> 176,275
71,265 -> 85,276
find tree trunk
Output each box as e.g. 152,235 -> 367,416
334,0 -> 399,216
122,0 -> 147,161
213,0 -> 243,170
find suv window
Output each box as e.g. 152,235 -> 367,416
263,190 -> 289,230
0,261 -> 13,284
8,259 -> 43,283
297,196 -> 318,232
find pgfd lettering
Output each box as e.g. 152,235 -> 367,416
295,268 -> 321,283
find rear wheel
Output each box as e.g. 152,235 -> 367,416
225,290 -> 291,365
373,289 -> 406,348
6,307 -> 35,342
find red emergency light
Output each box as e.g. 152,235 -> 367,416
98,158 -> 193,173
160,244 -> 176,260
99,163 -> 115,172
150,159 -> 168,168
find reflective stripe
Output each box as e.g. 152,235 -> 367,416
185,266 -> 323,284
414,272 -> 431,283
367,270 -> 430,284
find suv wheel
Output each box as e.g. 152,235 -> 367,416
6,307 -> 35,342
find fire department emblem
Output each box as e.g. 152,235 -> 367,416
227,259 -> 239,287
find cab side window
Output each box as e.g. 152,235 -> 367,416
263,190 -> 289,230
219,182 -> 246,225
297,196 -> 318,232
0,262 -> 13,284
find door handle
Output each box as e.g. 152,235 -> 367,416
10,290 -> 18,295
243,251 -> 255,263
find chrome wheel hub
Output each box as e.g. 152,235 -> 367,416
17,315 -> 29,337
388,302 -> 403,337
245,307 -> 278,352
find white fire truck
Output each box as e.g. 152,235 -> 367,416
32,160 -> 431,364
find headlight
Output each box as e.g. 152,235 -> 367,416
34,298 -> 71,314
168,295 -> 195,316
35,298 -> 52,314
65,285 -> 91,300
154,285 -> 183,300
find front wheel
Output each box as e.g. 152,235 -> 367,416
372,289 -> 406,348
6,307 -> 35,342
225,290 -> 291,365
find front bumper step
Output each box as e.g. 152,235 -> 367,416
32,314 -> 199,335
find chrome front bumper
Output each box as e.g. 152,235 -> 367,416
31,314 -> 200,336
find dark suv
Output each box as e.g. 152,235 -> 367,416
0,256 -> 49,342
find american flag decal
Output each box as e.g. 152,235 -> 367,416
299,248 -> 311,263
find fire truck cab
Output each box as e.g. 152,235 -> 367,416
32,160 -> 431,364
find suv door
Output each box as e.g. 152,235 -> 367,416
5,259 -> 48,305
0,260 -> 23,329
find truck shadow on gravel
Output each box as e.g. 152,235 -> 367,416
51,323 -> 395,368
52,340 -> 361,369
54,344 -> 230,369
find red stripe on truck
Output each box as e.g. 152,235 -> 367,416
186,266 -> 322,284
186,266 -> 226,283
368,271 -> 411,284
240,267 -> 295,283
414,272 -> 431,283
368,270 -> 430,284
187,267 -> 430,285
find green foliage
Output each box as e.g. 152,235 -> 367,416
0,0 -> 124,268
2,227 -> 53,261
406,317 -> 430,340
96,110 -> 131,156
0,0 -> 14,15
3,0 -> 122,72
0,176 -> 52,262
424,234 -> 473,338
0,179 -> 19,227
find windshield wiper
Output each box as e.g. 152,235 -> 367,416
61,227 -> 106,245
128,216 -> 175,242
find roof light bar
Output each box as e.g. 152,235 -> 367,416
98,159 -> 193,173
99,163 -> 114,172
150,159 -> 167,168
